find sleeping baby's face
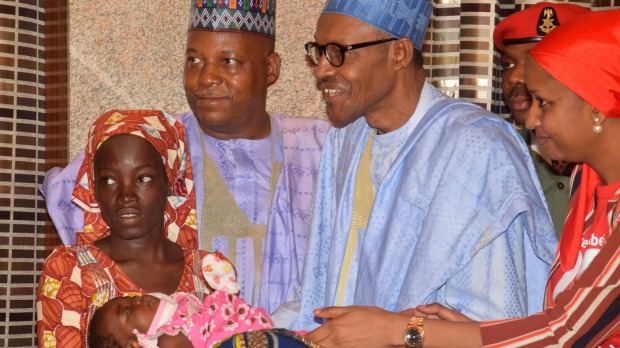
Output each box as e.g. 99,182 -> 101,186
94,295 -> 161,345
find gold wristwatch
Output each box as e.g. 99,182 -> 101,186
403,316 -> 425,348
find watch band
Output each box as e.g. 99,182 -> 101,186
403,316 -> 425,348
408,316 -> 424,329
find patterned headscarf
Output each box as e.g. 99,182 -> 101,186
72,110 -> 198,249
530,9 -> 620,271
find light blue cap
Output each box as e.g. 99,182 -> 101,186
322,0 -> 433,51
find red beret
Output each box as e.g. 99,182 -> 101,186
493,2 -> 589,51
530,9 -> 620,119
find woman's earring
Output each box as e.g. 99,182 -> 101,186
593,116 -> 603,133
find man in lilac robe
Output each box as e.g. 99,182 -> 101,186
40,1 -> 330,314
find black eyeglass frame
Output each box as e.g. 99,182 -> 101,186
304,38 -> 398,67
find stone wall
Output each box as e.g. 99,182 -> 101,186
68,0 -> 327,157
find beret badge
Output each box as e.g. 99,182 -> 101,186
537,7 -> 560,36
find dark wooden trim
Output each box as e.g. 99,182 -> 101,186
43,1 -> 69,252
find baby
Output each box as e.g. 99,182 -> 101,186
87,290 -> 273,348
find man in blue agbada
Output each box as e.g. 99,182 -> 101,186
291,0 -> 558,331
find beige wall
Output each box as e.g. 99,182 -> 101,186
68,0 -> 327,157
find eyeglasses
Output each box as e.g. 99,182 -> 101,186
304,38 -> 397,67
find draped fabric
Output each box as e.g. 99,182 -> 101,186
293,84 -> 558,331
135,291 -> 273,348
423,0 -> 619,120
181,112 -> 330,313
480,175 -> 620,347
214,329 -> 312,348
37,247 -> 210,348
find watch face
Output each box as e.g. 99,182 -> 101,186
404,327 -> 423,347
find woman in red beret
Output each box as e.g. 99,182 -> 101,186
304,9 -> 620,348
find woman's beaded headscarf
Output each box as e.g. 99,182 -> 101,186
530,9 -> 620,271
71,110 -> 198,249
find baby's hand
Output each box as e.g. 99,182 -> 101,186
202,252 -> 241,295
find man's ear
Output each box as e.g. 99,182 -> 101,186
266,52 -> 281,86
391,38 -> 415,70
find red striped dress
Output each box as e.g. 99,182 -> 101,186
480,176 -> 620,347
